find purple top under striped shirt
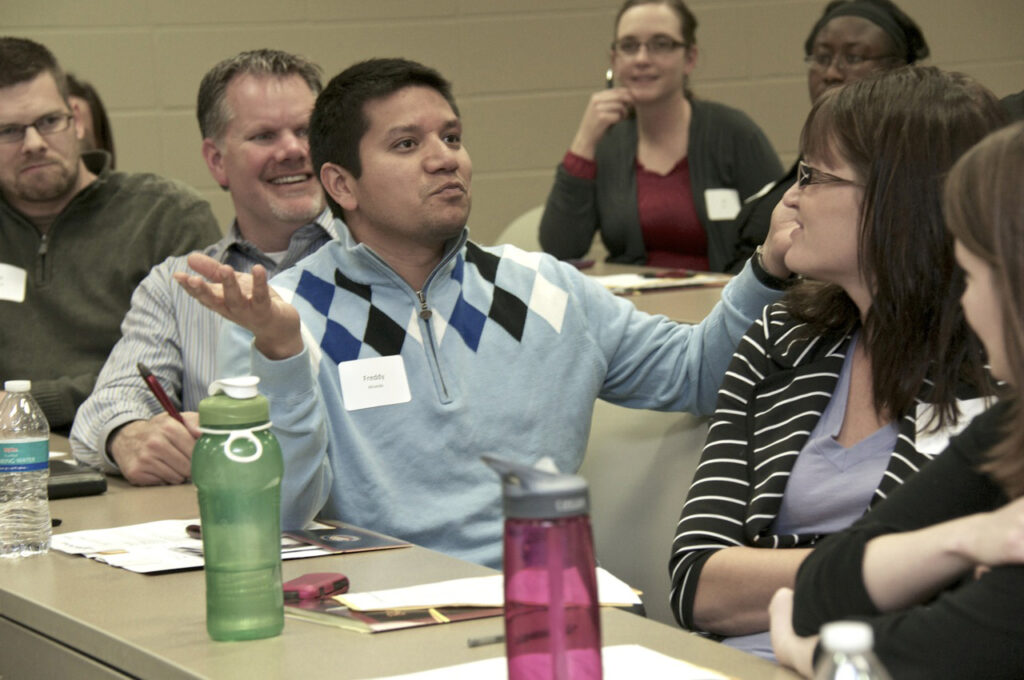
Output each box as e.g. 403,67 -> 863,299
724,331 -> 897,659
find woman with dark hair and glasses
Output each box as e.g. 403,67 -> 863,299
724,0 -> 929,273
539,0 -> 782,273
772,121 -> 1024,679
668,66 -> 1007,660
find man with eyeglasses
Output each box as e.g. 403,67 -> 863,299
0,37 -> 220,431
722,0 -> 928,273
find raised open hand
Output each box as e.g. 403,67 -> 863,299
173,253 -> 303,360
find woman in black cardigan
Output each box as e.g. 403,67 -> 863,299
770,121 -> 1024,679
538,0 -> 781,272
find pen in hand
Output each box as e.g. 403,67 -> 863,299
137,362 -> 185,425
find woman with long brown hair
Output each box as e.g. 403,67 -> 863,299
771,120 -> 1024,679
669,66 -> 1006,659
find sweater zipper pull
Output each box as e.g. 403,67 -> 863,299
416,290 -> 432,319
37,233 -> 49,256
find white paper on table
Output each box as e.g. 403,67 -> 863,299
363,644 -> 729,679
336,567 -> 641,612
50,519 -> 331,573
591,273 -> 731,295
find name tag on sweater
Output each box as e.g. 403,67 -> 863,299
0,264 -> 27,302
704,188 -> 741,221
338,355 -> 411,411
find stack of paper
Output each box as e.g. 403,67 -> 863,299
336,568 -> 641,611
50,519 -> 408,573
285,567 -> 641,634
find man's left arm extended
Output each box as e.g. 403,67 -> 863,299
596,200 -> 795,414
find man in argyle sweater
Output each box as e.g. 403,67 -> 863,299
177,58 -> 794,568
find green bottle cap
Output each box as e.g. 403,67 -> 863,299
199,376 -> 269,428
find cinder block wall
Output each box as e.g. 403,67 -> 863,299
6,1 -> 1023,244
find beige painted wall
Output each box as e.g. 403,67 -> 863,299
5,0 -> 1023,245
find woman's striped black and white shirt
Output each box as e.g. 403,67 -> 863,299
668,303 -> 940,633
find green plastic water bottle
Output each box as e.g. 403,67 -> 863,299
192,376 -> 284,641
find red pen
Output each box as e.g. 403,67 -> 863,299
137,362 -> 185,425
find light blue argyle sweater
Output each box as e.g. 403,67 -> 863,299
217,224 -> 779,568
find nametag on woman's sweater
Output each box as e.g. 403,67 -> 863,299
338,355 -> 412,411
0,263 -> 26,302
915,396 -> 993,455
704,188 -> 741,221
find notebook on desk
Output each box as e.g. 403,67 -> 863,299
47,459 -> 107,499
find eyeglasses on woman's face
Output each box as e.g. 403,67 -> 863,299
797,160 -> 862,189
611,35 -> 687,57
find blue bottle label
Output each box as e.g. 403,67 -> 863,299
0,438 -> 49,472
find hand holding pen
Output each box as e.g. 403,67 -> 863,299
104,364 -> 199,486
569,71 -> 635,161
138,362 -> 184,424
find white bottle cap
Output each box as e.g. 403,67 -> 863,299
4,380 -> 31,392
208,376 -> 260,399
820,621 -> 873,654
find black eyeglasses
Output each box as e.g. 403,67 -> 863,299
804,51 -> 895,73
797,161 -> 861,189
612,35 -> 687,56
0,112 -> 74,145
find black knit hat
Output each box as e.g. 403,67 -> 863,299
804,0 -> 930,64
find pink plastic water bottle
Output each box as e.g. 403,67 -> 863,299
484,456 -> 603,680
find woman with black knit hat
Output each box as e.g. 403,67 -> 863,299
723,0 -> 929,272
804,0 -> 929,101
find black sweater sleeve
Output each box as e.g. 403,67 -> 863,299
792,403 -> 1020,679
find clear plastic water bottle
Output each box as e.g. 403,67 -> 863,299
0,380 -> 52,558
813,621 -> 892,680
484,455 -> 603,680
192,376 -> 284,641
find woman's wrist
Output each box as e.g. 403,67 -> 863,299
942,512 -> 992,564
752,245 -> 793,290
562,150 -> 597,180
